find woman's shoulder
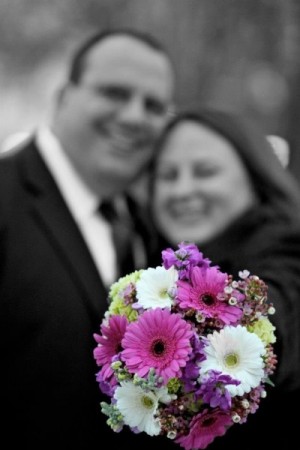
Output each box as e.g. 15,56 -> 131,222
246,205 -> 300,250
201,204 -> 300,276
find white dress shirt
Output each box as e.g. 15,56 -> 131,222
36,127 -> 117,287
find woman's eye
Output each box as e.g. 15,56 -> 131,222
193,165 -> 217,177
156,167 -> 178,181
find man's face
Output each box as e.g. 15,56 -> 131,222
54,36 -> 174,196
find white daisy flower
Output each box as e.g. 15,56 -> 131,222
199,325 -> 266,396
114,381 -> 169,435
136,266 -> 177,309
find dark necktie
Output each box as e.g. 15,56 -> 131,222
98,199 -> 135,277
98,199 -> 118,223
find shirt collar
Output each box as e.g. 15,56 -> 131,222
36,126 -> 98,221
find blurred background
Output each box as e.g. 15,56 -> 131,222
1,0 -> 300,180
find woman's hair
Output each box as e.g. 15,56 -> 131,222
151,109 -> 300,222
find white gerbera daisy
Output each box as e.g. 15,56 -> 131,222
136,266 -> 177,309
114,381 -> 169,435
199,325 -> 266,396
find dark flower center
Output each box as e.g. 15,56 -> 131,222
201,416 -> 216,428
152,339 -> 165,356
115,343 -> 122,353
200,293 -> 215,306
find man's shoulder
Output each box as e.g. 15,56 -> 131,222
0,138 -> 36,196
1,133 -> 34,159
0,135 -> 37,172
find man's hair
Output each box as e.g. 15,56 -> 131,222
68,29 -> 171,84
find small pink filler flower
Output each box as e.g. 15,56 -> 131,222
121,308 -> 193,383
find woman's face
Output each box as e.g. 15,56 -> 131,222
152,120 -> 257,246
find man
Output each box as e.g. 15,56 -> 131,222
0,30 -> 174,448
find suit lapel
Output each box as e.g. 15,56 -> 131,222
19,140 -> 108,319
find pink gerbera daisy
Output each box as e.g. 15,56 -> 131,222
177,266 -> 242,324
121,308 -> 193,383
176,409 -> 232,449
93,315 -> 128,379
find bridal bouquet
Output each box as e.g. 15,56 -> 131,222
93,242 -> 277,449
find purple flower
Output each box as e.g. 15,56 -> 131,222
96,369 -> 117,397
162,242 -> 211,280
197,370 -> 240,411
181,333 -> 206,392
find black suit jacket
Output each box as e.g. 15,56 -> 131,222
0,140 -> 152,448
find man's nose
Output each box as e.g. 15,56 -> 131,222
120,96 -> 147,124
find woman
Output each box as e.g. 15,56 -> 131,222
149,109 -> 300,449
